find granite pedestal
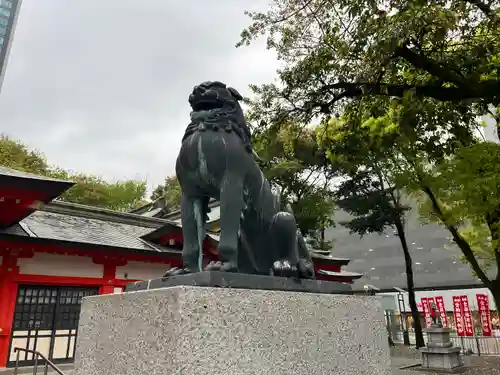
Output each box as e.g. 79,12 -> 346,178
74,273 -> 392,375
420,327 -> 465,373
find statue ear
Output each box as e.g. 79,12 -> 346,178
228,87 -> 243,100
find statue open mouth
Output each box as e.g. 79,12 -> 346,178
190,99 -> 224,112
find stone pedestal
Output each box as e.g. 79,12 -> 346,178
420,327 -> 465,373
73,272 -> 392,375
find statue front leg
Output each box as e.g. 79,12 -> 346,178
207,173 -> 244,273
164,194 -> 204,277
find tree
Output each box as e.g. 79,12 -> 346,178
318,116 -> 425,348
49,168 -> 147,212
239,0 -> 500,133
0,135 -> 51,175
252,122 -> 336,249
413,142 -> 500,308
237,0 -> 500,314
0,135 -> 148,211
150,176 -> 182,212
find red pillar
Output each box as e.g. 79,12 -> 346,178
0,254 -> 19,368
95,257 -> 128,295
99,262 -> 117,295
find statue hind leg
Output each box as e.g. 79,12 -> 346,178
268,211 -> 315,279
296,230 -> 316,279
206,173 -> 244,272
269,212 -> 300,278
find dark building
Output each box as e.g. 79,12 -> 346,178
326,208 -> 491,291
0,0 -> 22,91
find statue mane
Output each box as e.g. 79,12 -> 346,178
181,81 -> 252,152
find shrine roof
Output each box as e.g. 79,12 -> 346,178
21,211 -> 155,251
0,166 -> 72,183
0,166 -> 75,227
0,200 -> 181,255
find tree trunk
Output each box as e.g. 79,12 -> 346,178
491,281 -> 500,316
394,215 -> 426,348
422,185 -> 500,317
485,210 -> 500,312
421,186 -> 492,286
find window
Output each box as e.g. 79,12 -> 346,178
0,37 -> 4,45
0,17 -> 7,26
0,26 -> 5,35
0,8 -> 10,17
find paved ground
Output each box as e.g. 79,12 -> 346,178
1,346 -> 498,374
390,345 -> 500,375
0,364 -> 73,375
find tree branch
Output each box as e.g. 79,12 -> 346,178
495,248 -> 500,282
394,45 -> 473,90
307,80 -> 500,111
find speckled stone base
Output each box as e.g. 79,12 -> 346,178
73,286 -> 392,375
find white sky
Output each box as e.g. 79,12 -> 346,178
0,0 -> 278,189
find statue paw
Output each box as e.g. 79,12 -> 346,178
205,261 -> 223,271
204,261 -> 238,272
162,267 -> 191,278
220,261 -> 238,272
271,260 -> 298,278
298,259 -> 316,280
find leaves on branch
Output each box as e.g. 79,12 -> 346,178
239,0 -> 500,125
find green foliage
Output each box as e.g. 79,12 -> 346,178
458,225 -> 496,273
0,135 -> 147,211
253,122 -> 335,239
440,143 -> 500,223
150,176 -> 182,212
306,231 -> 335,252
53,168 -> 147,212
239,0 -> 500,126
317,116 -> 410,236
0,134 -> 51,175
415,142 -> 500,275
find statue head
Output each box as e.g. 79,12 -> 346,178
188,81 -> 243,113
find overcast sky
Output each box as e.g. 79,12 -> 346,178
0,0 -> 278,188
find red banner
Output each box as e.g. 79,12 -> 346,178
421,297 -> 431,328
477,294 -> 492,336
435,296 -> 449,328
460,295 -> 474,336
453,296 -> 465,336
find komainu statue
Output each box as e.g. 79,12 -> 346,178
164,81 -> 315,279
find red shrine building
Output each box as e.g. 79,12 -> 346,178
0,166 -> 361,369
